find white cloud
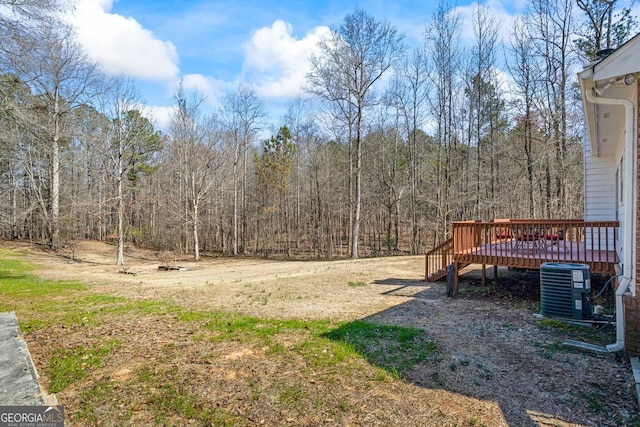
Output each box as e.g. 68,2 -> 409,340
456,0 -> 519,45
182,73 -> 229,102
69,0 -> 180,82
241,20 -> 329,99
145,105 -> 173,131
493,66 -> 519,101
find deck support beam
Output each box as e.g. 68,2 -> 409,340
453,263 -> 459,296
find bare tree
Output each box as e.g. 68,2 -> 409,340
527,0 -> 577,218
464,4 -> 504,220
507,17 -> 544,217
168,83 -> 222,261
71,104 -> 111,241
218,85 -> 265,255
0,2 -> 605,259
0,0 -> 62,24
364,110 -> 407,255
425,1 -> 464,242
307,8 -> 405,258
0,0 -> 65,54
386,47 -> 430,254
1,22 -> 101,249
0,74 -> 31,239
101,77 -> 161,265
465,4 -> 498,155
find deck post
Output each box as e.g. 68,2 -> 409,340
453,262 -> 459,296
482,264 -> 486,286
424,253 -> 427,281
494,265 -> 498,282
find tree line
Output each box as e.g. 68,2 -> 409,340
0,0 -> 636,262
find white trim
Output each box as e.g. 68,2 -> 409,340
592,33 -> 640,82
583,89 -> 636,352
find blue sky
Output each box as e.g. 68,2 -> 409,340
65,0 -> 635,129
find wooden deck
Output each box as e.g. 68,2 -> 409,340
425,219 -> 619,286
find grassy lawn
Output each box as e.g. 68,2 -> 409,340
0,248 -> 438,426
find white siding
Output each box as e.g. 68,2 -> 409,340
584,144 -> 617,221
583,142 -> 618,252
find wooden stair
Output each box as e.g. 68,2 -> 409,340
425,238 -> 454,281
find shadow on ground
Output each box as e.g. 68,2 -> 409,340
325,267 -> 637,427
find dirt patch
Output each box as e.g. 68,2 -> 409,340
6,241 -> 639,426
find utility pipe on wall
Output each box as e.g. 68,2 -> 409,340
584,88 -> 636,352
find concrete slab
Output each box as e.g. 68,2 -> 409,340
561,339 -> 615,356
0,312 -> 48,405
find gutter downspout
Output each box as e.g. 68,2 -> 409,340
584,88 -> 635,352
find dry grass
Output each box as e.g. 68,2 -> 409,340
1,240 -> 638,426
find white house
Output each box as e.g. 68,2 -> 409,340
578,32 -> 640,354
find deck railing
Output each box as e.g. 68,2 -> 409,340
451,219 -> 619,274
425,237 -> 454,281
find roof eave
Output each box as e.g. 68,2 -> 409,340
578,72 -> 599,156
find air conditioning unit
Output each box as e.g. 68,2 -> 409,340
540,262 -> 592,320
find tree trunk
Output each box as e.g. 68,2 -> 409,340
116,151 -> 125,266
284,190 -> 291,259
116,177 -> 124,265
50,94 -> 61,250
11,170 -> 18,240
193,201 -> 200,261
232,157 -> 239,255
351,125 -> 362,259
